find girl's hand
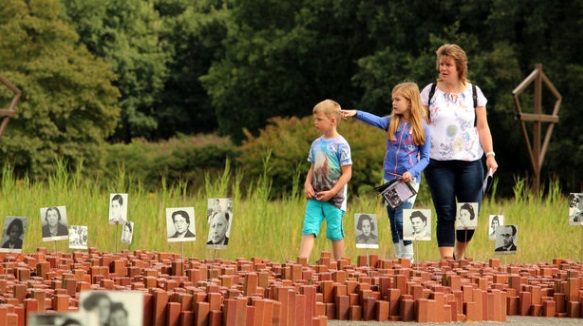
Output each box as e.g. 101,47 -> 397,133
340,110 -> 356,120
401,172 -> 412,183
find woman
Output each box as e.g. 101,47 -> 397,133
355,214 -> 378,245
421,44 -> 498,260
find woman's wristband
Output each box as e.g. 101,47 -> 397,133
485,151 -> 495,157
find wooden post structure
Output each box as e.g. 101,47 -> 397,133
0,75 -> 21,137
512,64 -> 561,195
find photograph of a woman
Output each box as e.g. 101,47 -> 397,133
0,217 -> 27,253
354,214 -> 379,249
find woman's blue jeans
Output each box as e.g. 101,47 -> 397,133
424,159 -> 483,247
386,180 -> 420,246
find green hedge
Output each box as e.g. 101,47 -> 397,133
101,117 -> 432,205
104,134 -> 234,192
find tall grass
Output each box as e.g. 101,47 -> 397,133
2,162 -> 581,264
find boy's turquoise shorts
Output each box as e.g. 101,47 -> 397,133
302,199 -> 345,241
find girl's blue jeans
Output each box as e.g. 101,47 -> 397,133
386,180 -> 420,245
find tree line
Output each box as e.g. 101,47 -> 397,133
0,0 -> 581,192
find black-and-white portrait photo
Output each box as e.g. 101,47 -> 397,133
69,225 -> 88,250
79,290 -> 143,326
109,193 -> 128,224
206,198 -> 232,248
354,214 -> 379,249
166,207 -> 196,242
455,202 -> 478,230
121,221 -> 134,244
569,193 -> 583,225
495,224 -> 518,254
40,206 -> 69,241
0,216 -> 27,253
488,215 -> 504,240
28,311 -> 91,326
403,209 -> 431,241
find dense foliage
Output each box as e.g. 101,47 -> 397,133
0,0 -> 582,195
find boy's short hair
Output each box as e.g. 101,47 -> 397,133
313,99 -> 341,120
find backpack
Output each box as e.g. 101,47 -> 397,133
428,83 -> 478,126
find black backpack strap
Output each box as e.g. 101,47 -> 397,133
427,83 -> 436,122
472,84 -> 477,109
472,84 -> 478,126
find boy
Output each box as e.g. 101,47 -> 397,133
299,99 -> 352,261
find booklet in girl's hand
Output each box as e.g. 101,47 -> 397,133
373,179 -> 417,209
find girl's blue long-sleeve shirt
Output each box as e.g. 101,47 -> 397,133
355,110 -> 431,183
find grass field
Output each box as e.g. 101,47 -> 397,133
2,162 -> 581,265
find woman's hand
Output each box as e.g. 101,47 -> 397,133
486,155 -> 498,174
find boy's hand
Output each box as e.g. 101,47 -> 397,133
340,110 -> 356,120
315,190 -> 333,201
401,172 -> 412,183
304,184 -> 316,198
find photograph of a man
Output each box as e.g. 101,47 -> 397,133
495,225 -> 517,254
41,206 -> 69,241
206,211 -> 230,247
403,209 -> 431,241
206,198 -> 233,248
166,207 -> 196,242
109,194 -> 128,224
0,217 -> 27,252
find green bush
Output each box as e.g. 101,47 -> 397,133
104,134 -> 234,192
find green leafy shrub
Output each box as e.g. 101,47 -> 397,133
104,134 -> 234,191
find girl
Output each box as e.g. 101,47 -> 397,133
342,82 -> 430,261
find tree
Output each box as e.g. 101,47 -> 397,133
151,0 -> 229,138
62,0 -> 169,142
0,0 -> 119,176
201,0 -> 376,143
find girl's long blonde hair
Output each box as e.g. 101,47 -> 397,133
387,82 -> 426,145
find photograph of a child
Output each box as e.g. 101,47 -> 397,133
455,202 -> 479,230
488,215 -> 504,240
121,221 -> 134,244
403,209 -> 431,241
569,193 -> 583,225
206,198 -> 233,249
69,225 -> 88,250
108,193 -> 128,224
40,206 -> 69,241
79,290 -> 143,326
0,216 -> 27,253
166,207 -> 196,242
354,214 -> 379,249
